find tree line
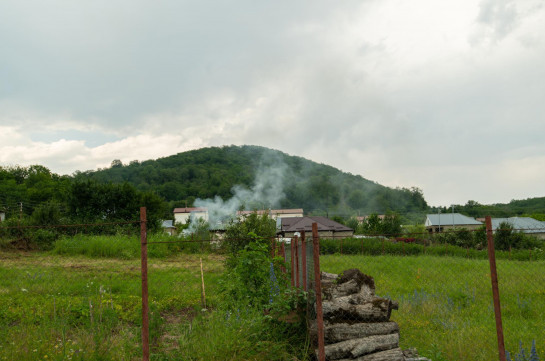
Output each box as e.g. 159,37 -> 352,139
0,165 -> 165,249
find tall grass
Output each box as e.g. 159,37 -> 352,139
0,252 -> 225,361
52,233 -> 212,258
178,306 -> 309,361
320,254 -> 545,361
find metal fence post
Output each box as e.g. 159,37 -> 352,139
486,216 -> 506,361
280,242 -> 286,274
295,235 -> 300,288
312,223 -> 325,361
291,235 -> 295,287
301,230 -> 307,292
140,207 -> 150,361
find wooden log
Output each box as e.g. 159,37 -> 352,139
320,334 -> 399,360
309,321 -> 399,344
322,296 -> 396,323
322,270 -> 376,300
336,347 -> 405,361
323,279 -> 361,300
350,334 -> 399,358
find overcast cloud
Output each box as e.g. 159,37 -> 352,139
1,0 -> 544,206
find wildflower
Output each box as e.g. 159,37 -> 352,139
21,288 -> 28,292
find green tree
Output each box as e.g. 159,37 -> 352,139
495,221 -> 514,251
361,214 -> 383,236
224,212 -> 276,258
382,212 -> 402,236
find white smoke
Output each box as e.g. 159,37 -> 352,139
191,152 -> 288,230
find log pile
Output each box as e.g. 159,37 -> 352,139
310,269 -> 430,361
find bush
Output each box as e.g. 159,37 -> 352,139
220,233 -> 289,308
29,229 -> 58,250
223,212 -> 276,257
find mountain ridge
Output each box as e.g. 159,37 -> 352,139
74,145 -> 428,217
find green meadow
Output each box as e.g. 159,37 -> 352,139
320,255 -> 545,361
0,235 -> 543,360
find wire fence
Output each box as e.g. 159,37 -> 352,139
1,209 -> 545,361
302,219 -> 545,361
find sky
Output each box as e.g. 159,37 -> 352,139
1,0 -> 544,207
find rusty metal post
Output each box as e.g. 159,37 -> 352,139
486,216 -> 506,361
280,242 -> 286,273
271,237 -> 276,258
295,236 -> 300,288
301,231 -> 307,292
291,236 -> 295,287
313,223 -> 326,361
140,207 -> 150,361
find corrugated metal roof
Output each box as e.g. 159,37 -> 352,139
426,213 -> 482,227
491,217 -> 545,234
280,216 -> 353,232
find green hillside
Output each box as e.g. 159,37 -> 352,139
2,145 -> 545,226
74,145 -> 428,217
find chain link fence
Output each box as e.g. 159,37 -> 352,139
2,209 -> 544,361
305,219 -> 545,361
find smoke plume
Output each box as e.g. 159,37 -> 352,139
192,152 -> 287,229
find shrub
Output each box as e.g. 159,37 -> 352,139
220,232 -> 288,308
223,212 -> 276,257
29,229 -> 58,250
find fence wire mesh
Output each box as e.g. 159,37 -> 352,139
1,214 -> 544,361
307,225 -> 545,361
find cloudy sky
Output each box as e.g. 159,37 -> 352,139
1,0 -> 544,207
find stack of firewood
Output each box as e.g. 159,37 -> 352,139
310,269 -> 430,361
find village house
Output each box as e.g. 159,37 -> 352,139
236,208 -> 304,220
173,207 -> 208,225
161,220 -> 177,236
425,213 -> 482,233
490,217 -> 545,240
278,216 -> 354,240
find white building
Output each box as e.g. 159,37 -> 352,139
173,207 -> 209,225
236,208 -> 304,220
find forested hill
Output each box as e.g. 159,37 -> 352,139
74,145 -> 428,217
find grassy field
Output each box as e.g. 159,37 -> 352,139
320,255 -> 545,361
0,251 -> 224,361
1,246 -> 543,361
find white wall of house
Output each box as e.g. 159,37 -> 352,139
174,211 -> 209,225
238,209 -> 304,220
